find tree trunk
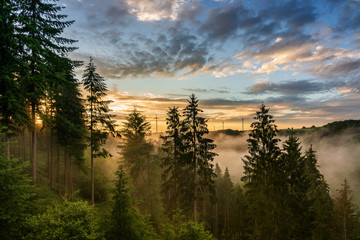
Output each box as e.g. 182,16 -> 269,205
31,102 -> 36,185
69,155 -> 73,201
215,202 -> 218,238
22,131 -> 26,162
50,128 -> 53,189
90,90 -> 94,205
47,129 -> 50,182
64,150 -> 68,196
57,142 -> 61,196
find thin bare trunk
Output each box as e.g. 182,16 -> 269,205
50,128 -> 53,189
90,90 -> 94,205
64,150 -> 68,196
57,142 -> 61,196
69,155 -> 73,201
31,102 -> 36,185
47,129 -> 50,182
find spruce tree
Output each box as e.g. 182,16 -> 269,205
281,134 -> 313,239
304,145 -> 333,240
107,165 -> 158,240
333,179 -> 359,240
182,94 -> 217,223
161,106 -> 187,212
16,0 -> 77,184
241,103 -> 286,240
82,57 -> 117,205
0,0 -> 30,156
119,109 -> 163,224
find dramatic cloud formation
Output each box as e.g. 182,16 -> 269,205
61,0 -> 360,129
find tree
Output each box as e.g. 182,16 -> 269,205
241,103 -> 286,240
161,106 -> 187,212
16,0 -> 77,184
82,57 -> 117,205
107,165 -> 158,240
54,58 -> 86,197
182,94 -> 217,222
304,145 -> 333,240
281,134 -> 313,239
119,109 -> 163,224
0,0 -> 30,157
333,179 -> 358,240
0,129 -> 34,240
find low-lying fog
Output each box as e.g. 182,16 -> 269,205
212,129 -> 360,203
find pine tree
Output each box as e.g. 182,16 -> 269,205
119,109 -> 163,224
241,103 -> 286,240
82,57 -> 117,205
333,179 -> 358,240
182,94 -> 217,223
0,0 -> 30,156
54,58 -> 86,198
161,106 -> 187,212
304,145 -> 333,240
281,134 -> 313,239
16,0 -> 77,184
107,165 -> 158,240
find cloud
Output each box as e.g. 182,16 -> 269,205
182,88 -> 230,94
245,79 -> 343,95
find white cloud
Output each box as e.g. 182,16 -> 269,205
125,0 -> 187,21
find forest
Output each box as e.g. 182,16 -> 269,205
1,0 -> 360,239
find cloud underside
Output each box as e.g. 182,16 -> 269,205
71,0 -> 360,80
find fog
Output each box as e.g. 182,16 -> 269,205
212,129 -> 360,203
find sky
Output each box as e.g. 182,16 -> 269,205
59,0 -> 360,131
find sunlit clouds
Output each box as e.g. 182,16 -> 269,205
61,0 -> 360,130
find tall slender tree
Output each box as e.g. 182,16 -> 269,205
281,134 -> 313,239
241,103 -> 287,240
82,57 -> 117,205
119,109 -> 163,224
333,179 -> 359,240
161,106 -> 187,212
182,94 -> 217,223
304,145 -> 333,240
16,0 -> 77,184
0,0 -> 30,157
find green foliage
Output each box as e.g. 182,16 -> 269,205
241,103 -> 285,239
161,107 -> 188,211
160,209 -> 215,240
333,179 -> 359,240
25,200 -> 104,240
82,57 -> 117,160
304,146 -> 334,240
107,165 -> 159,240
281,135 -> 313,239
119,109 -> 164,224
0,130 -> 35,239
182,94 -> 217,219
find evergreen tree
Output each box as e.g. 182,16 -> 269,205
82,57 -> 117,205
0,0 -> 29,155
54,58 -> 86,197
119,109 -> 163,224
182,94 -> 217,222
107,164 -> 158,240
333,179 -> 358,240
281,134 -> 313,239
161,106 -> 187,212
304,145 -> 333,240
241,103 -> 286,240
16,0 -> 77,184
